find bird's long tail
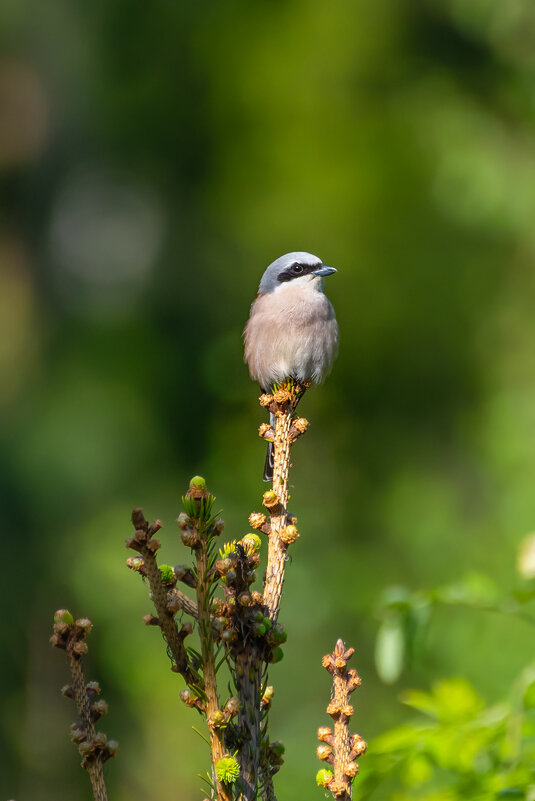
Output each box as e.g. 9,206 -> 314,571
262,387 -> 306,482
263,412 -> 276,482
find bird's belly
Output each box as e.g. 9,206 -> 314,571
244,293 -> 338,390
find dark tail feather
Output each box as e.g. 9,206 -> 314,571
263,410 -> 277,481
263,441 -> 274,482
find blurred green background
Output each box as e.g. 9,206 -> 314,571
2,0 -> 535,799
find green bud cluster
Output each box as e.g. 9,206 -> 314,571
159,564 -> 175,584
215,755 -> 240,785
316,768 -> 334,787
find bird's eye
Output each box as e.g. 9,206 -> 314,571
292,263 -> 303,274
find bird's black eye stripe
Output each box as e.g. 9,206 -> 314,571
277,262 -> 314,282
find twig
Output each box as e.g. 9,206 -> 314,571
50,611 -> 118,801
126,509 -> 199,685
261,383 -> 308,621
317,639 -> 367,799
166,586 -> 199,618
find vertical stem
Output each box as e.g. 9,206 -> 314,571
331,671 -> 351,797
263,403 -> 294,621
235,648 -> 262,801
196,534 -> 232,801
319,640 -> 365,800
67,644 -> 108,801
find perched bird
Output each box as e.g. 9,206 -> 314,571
244,251 -> 339,480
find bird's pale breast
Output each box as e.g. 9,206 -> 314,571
244,282 -> 338,390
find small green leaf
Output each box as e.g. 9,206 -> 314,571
375,616 -> 405,684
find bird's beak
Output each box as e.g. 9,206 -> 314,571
312,265 -> 337,277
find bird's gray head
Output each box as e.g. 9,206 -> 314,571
258,251 -> 337,294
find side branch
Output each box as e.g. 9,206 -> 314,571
317,639 -> 367,799
126,509 -> 199,685
50,611 -> 118,801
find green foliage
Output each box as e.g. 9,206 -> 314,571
375,572 -> 535,685
360,669 -> 535,800
367,556 -> 535,800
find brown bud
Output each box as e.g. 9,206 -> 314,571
208,710 -> 226,728
133,528 -> 147,545
53,621 -> 70,636
238,592 -> 252,607
326,701 -> 340,717
249,512 -> 267,530
106,740 -> 119,758
347,669 -> 362,690
342,705 -> 354,718
61,685 -> 74,698
70,724 -> 85,743
334,657 -> 346,669
329,779 -> 348,797
351,735 -> 367,757
131,508 -> 147,529
258,423 -> 274,440
179,689 -> 196,706
148,519 -> 162,536
91,699 -> 108,720
322,654 -> 333,671
280,524 -> 299,545
72,641 -> 89,656
345,761 -> 359,778
143,614 -> 160,626
177,513 -> 190,530
317,744 -> 333,762
224,697 -> 241,717
93,732 -> 107,748
273,388 -> 291,403
78,740 -> 94,758
317,726 -> 333,742
293,417 -> 308,434
259,393 -> 273,407
125,536 -> 138,550
145,538 -> 161,553
262,490 -> 279,509
251,591 -> 264,605
126,555 -> 145,572
180,529 -> 199,548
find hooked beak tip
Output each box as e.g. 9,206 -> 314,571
313,265 -> 337,277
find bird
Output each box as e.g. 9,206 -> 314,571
243,251 -> 338,481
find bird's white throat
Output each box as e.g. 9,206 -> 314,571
272,273 -> 325,295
